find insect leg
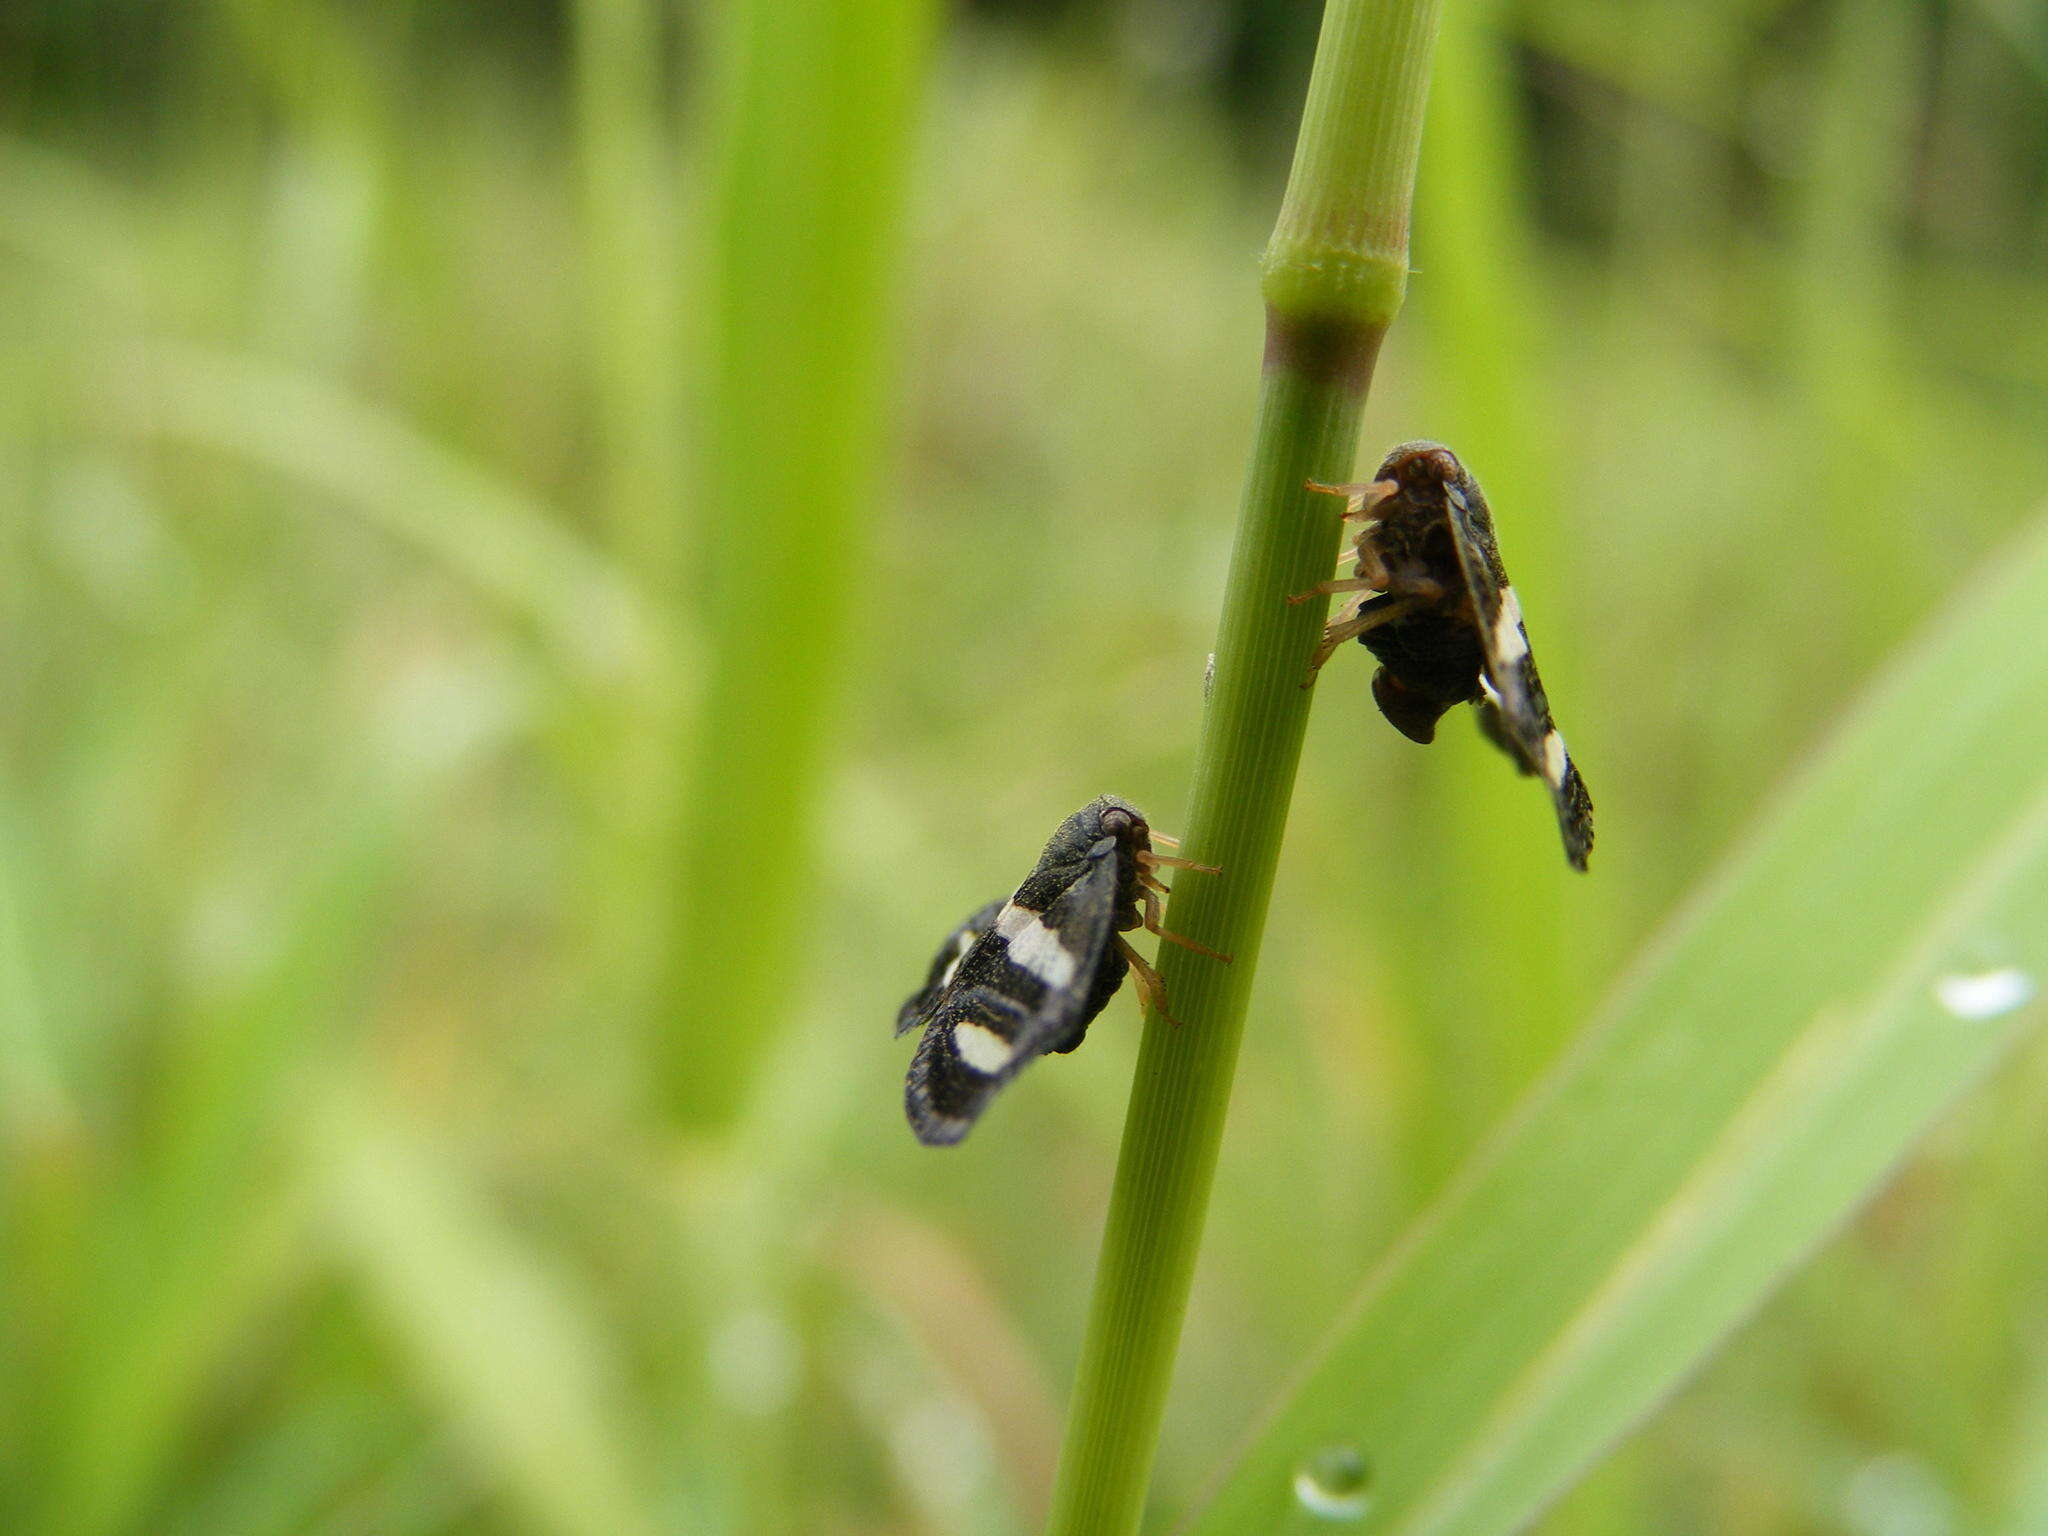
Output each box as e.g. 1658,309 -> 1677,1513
1141,884 -> 1232,962
1115,935 -> 1180,1025
1352,543 -> 1395,589
1287,575 -> 1381,606
1291,530 -> 1395,604
1302,594 -> 1426,684
1140,851 -> 1221,875
1306,477 -> 1398,519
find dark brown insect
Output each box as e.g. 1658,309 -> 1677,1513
896,797 -> 1226,1145
1293,441 -> 1594,870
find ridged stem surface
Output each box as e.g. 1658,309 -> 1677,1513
1042,3 -> 1444,1533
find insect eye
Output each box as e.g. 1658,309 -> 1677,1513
1100,807 -> 1134,836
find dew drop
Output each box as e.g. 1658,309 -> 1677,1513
1930,966 -> 2035,1022
1293,1444 -> 1372,1522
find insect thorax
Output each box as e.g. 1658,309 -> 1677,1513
1367,496 -> 1460,584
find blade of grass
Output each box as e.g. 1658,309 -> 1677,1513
564,0 -> 691,1139
305,1087 -> 659,1536
659,0 -> 940,1129
161,1391 -> 419,1536
121,345 -> 656,686
571,0 -> 682,580
0,135 -> 152,313
22,636 -> 514,1536
1998,1335 -> 2048,1534
1785,0 -> 1927,654
1397,0 -> 1581,1187
30,788 -> 403,1536
0,766 -> 72,1139
1185,505 -> 2048,1536
298,1445 -> 480,1536
1970,0 -> 2048,87
1043,4 -> 1445,1532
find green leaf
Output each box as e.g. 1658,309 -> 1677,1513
124,345 -> 656,687
0,767 -> 72,1137
306,1092 -> 658,1536
1187,510 -> 2048,1536
659,0 -> 940,1129
28,789 -> 401,1536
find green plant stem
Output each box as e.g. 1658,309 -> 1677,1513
570,0 -> 679,581
1043,4 -> 1443,1533
661,0 -> 938,1129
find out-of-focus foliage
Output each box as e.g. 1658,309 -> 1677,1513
1195,500 -> 2048,1536
1,2 -> 2045,1535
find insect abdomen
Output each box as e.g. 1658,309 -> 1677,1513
1362,610 -> 1484,742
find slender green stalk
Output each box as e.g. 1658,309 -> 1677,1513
1043,5 -> 1443,1533
1400,0 -> 1579,1183
661,0 -> 938,1128
567,0 -> 684,1128
571,0 -> 680,580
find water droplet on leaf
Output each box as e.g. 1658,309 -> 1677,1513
1930,966 -> 2035,1021
1293,1444 -> 1372,1521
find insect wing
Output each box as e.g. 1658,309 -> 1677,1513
1444,482 -> 1596,870
1440,484 -> 1528,732
1472,682 -> 1529,772
904,851 -> 1121,1145
895,899 -> 1004,1038
1001,849 -> 1124,1058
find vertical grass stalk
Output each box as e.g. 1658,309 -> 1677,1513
1399,0 -> 1581,1180
1042,5 -> 1444,1532
662,0 -> 939,1128
571,0 -> 679,578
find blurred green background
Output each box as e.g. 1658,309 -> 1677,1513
5,1 -> 2048,1533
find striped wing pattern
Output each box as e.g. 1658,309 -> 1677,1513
901,849 -> 1122,1145
1443,477 -> 1596,870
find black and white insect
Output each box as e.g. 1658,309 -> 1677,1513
1293,441 -> 1595,870
896,796 -> 1225,1146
